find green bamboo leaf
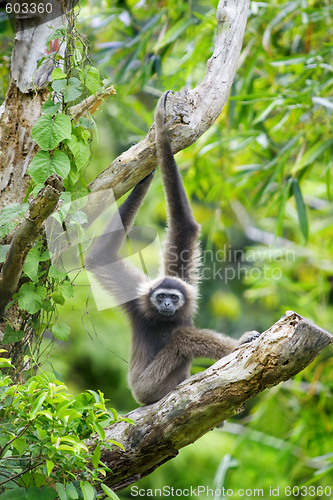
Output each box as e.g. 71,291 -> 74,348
292,178 -> 308,241
292,136 -> 333,173
275,180 -> 292,238
252,98 -> 284,125
153,17 -> 193,51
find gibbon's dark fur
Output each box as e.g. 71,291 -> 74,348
87,91 -> 260,405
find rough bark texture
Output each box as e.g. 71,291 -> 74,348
0,4 -> 67,212
91,311 -> 332,491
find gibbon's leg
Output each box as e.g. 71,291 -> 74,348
85,172 -> 154,303
130,327 -> 261,404
154,92 -> 201,284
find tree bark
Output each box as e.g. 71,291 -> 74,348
91,311 -> 332,491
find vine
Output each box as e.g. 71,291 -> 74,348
0,4 -> 119,499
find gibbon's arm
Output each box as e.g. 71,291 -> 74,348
130,327 -> 256,404
155,92 -> 201,285
86,173 -> 154,306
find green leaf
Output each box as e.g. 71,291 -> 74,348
56,483 -> 68,500
28,151 -> 70,184
12,437 -> 27,455
46,459 -> 54,476
292,136 -> 333,173
46,25 -> 66,44
81,129 -> 91,144
275,180 -> 292,238
52,77 -> 82,103
253,98 -> 284,125
30,391 -> 48,417
0,202 -> 28,225
51,68 -> 67,81
101,483 -> 120,500
80,481 -> 95,500
79,117 -> 94,129
66,134 -> 91,169
23,247 -> 41,283
101,484 -> 120,500
49,265 -> 67,281
153,16 -> 193,51
79,66 -> 100,94
26,486 -> 58,500
70,210 -> 88,225
65,483 -> 79,499
18,283 -> 47,314
92,443 -> 101,469
52,323 -> 71,341
292,178 -> 308,241
3,324 -> 24,343
42,100 -> 61,115
60,280 -> 74,300
0,487 -> 27,499
93,422 -> 105,440
31,113 -> 72,150
0,244 -> 10,263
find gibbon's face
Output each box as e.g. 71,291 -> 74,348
150,288 -> 185,316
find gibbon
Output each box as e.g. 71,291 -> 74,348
86,91 -> 260,405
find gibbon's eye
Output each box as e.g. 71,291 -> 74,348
170,294 -> 179,302
156,293 -> 166,301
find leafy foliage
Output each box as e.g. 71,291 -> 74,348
0,354 -> 124,499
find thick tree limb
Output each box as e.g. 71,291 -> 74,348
94,311 -> 332,491
85,0 -> 250,221
0,175 -> 63,318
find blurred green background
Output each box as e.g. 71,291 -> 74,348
1,0 -> 333,497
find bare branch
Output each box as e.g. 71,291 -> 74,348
91,312 -> 332,491
68,86 -> 116,123
0,175 -> 63,317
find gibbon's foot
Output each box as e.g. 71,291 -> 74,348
239,330 -> 261,344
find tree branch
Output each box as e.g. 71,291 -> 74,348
92,311 -> 332,491
84,0 -> 250,222
0,175 -> 63,318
